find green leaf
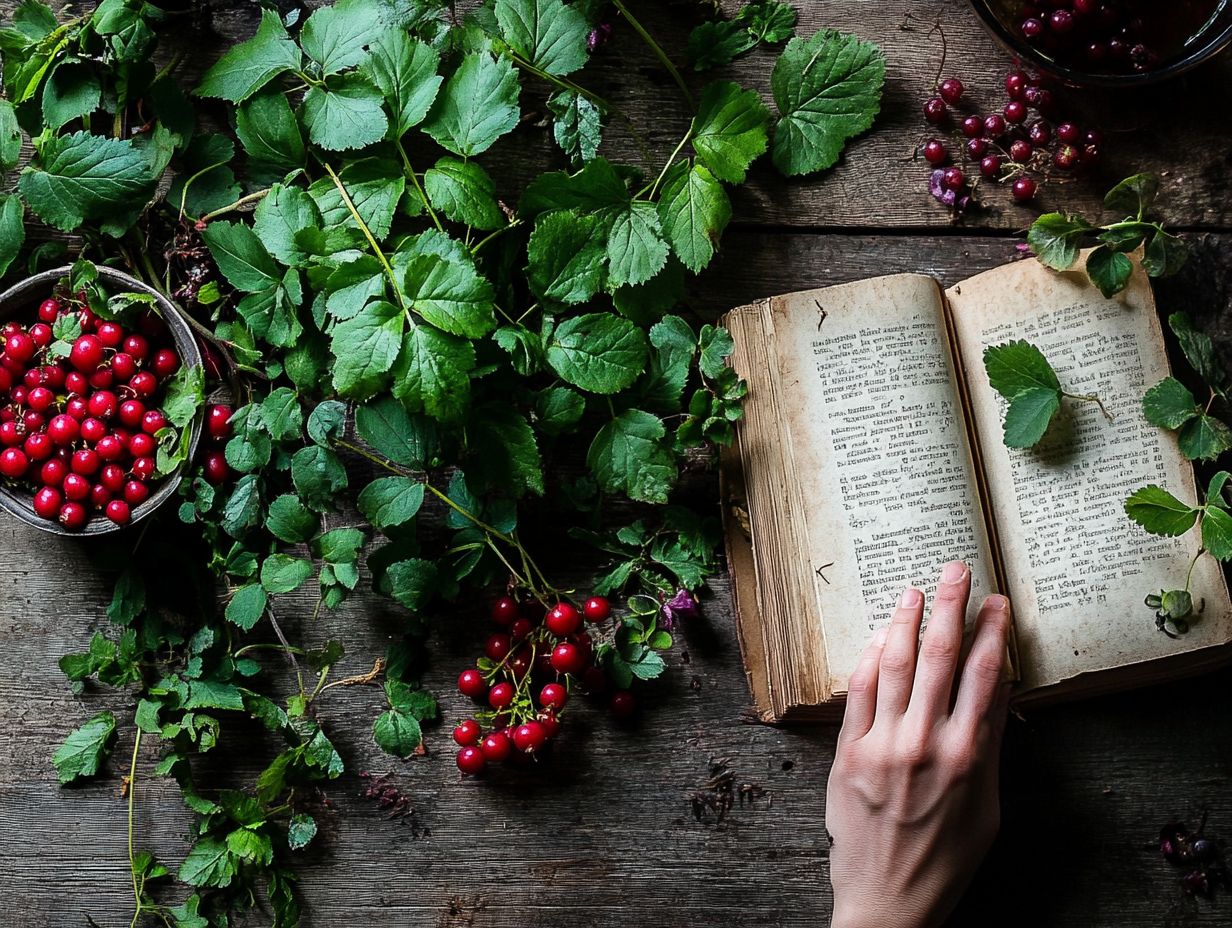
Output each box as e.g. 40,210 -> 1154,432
300,0 -> 387,75
606,201 -> 669,289
236,93 -> 305,177
301,73 -> 389,152
391,324 -> 475,421
402,253 -> 496,338
1085,246 -> 1133,297
641,314 -> 696,410
307,400 -> 347,446
1142,377 -> 1199,430
358,476 -> 425,530
1178,414 -> 1232,462
355,396 -> 437,469
527,210 -> 607,303
0,100 -> 22,172
202,221 -> 279,292
1125,484 -> 1199,536
0,193 -> 26,278
309,157 -> 405,240
260,387 -> 303,441
261,554 -> 314,595
1027,213 -> 1092,270
691,82 -> 770,184
770,29 -> 885,176
331,300 -> 404,398
252,184 -> 320,268
196,9 -> 301,103
168,135 -> 241,217
686,20 -> 756,71
362,31 -> 442,137
1143,228 -> 1188,278
1001,386 -> 1061,448
41,62 -> 101,130
178,837 -> 237,888
386,558 -> 439,611
1207,471 -> 1232,509
373,708 -> 422,757
292,444 -> 349,506
52,712 -> 116,784
225,583 -> 267,631
221,474 -> 261,535
424,157 -> 502,230
656,161 -> 731,273
740,1 -> 797,42
495,0 -> 589,76
520,156 -> 628,217
226,827 -> 273,866
1104,173 -> 1159,217
1202,506 -> 1232,561
18,131 -> 156,232
547,313 -> 649,394
314,527 -> 365,564
533,386 -> 585,435
466,405 -> 544,497
267,494 -> 320,543
698,323 -> 734,378
287,813 -> 318,850
587,409 -> 677,503
982,340 -> 1061,400
423,51 -> 520,157
1170,313 -> 1227,396
546,90 -> 601,166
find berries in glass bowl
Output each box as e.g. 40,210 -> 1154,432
0,267 -> 203,535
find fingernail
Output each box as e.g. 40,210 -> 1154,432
986,594 -> 1009,612
899,587 -> 922,608
942,561 -> 967,584
873,627 -> 889,647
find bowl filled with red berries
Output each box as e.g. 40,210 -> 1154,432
969,0 -> 1232,86
0,265 -> 203,535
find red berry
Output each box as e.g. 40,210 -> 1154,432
123,480 -> 151,506
141,409 -> 167,435
88,367 -> 114,390
550,642 -> 587,675
95,322 -> 125,348
583,596 -> 610,623
69,335 -> 104,372
5,333 -> 34,363
58,501 -> 87,530
1004,100 -> 1027,124
509,617 -> 534,640
22,367 -> 42,390
111,353 -> 137,381
32,486 -> 61,519
65,372 -> 87,395
128,371 -> 157,397
22,411 -> 44,433
29,323 -> 52,348
922,96 -> 947,124
105,499 -> 131,525
100,464 -> 125,492
96,435 -> 126,461
151,349 -> 179,379
539,682 -> 568,710
90,483 -> 111,509
938,77 -> 964,105
71,448 -> 100,475
80,417 -> 107,443
41,365 -> 64,390
456,746 -> 486,775
118,399 -> 145,428
1054,144 -> 1080,171
458,668 -> 487,699
538,711 -> 560,739
88,390 -> 118,420
488,681 -> 515,709
1028,120 -> 1052,146
138,312 -> 168,340
1056,122 -> 1081,144
480,730 -> 512,762
23,433 -> 52,461
511,720 -> 547,753
983,114 -> 1006,138
0,421 -> 21,447
545,602 -> 581,637
610,690 -> 637,718
37,298 -> 61,322
965,138 -> 989,160
922,139 -> 947,165
979,155 -> 1003,179
0,367 -> 10,394
122,334 -> 149,361
62,472 -> 90,501
1022,16 -> 1044,38
1050,9 -> 1074,32
1012,176 -> 1038,202
131,455 -> 155,480
26,386 -> 54,412
47,414 -> 79,445
0,447 -> 26,477
77,307 -> 97,332
941,167 -> 965,192
203,451 -> 230,485
484,633 -> 512,662
40,458 -> 66,486
1005,71 -> 1028,99
206,404 -> 233,439
960,115 -> 983,139
128,432 -> 155,458
453,719 -> 482,746
1009,140 -> 1033,163
491,595 -> 518,626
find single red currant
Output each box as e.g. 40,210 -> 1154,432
5,332 -> 34,364
965,138 -> 989,160
23,433 -> 52,461
131,456 -> 155,480
32,486 -> 61,519
938,77 -> 964,105
95,435 -> 127,461
128,432 -> 155,458
539,682 -> 568,710
100,464 -> 125,492
65,371 -> 88,395
87,390 -> 118,420
1009,140 -> 1033,163
29,323 -> 52,348
545,602 -> 581,637
0,421 -> 18,447
118,399 -> 145,428
512,721 -> 547,753
1056,122 -> 1081,144
95,322 -> 125,348
538,712 -> 560,739
1028,120 -> 1052,146
509,617 -> 534,640
37,298 -> 61,322
62,473 -> 90,501
456,746 -> 486,775
491,595 -> 518,626
922,139 -> 947,165
69,334 -> 104,372
941,167 -> 965,192
453,719 -> 482,746
151,349 -> 179,379
610,690 -> 637,718
1012,176 -> 1038,202
123,479 -> 151,506
71,448 -> 100,475
88,367 -> 114,390
40,458 -> 66,486
128,371 -> 157,397
983,114 -> 1006,138
141,409 -> 167,435
47,414 -> 80,445
458,668 -> 488,699
122,334 -> 149,361
550,642 -> 587,675
583,596 -> 610,623
111,353 -> 137,381
58,501 -> 87,530
484,633 -> 513,662
922,96 -> 947,124
203,451 -> 230,485
1005,70 -> 1028,99
22,411 -> 44,433
105,499 -> 131,525
90,484 -> 111,509
979,155 -> 1003,179
480,730 -> 512,762
488,681 -> 515,709
26,386 -> 54,412
0,447 -> 27,477
80,417 -> 107,443
1004,101 -> 1027,124
206,404 -> 233,440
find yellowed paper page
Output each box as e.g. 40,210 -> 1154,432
769,275 -> 999,693
947,258 -> 1232,691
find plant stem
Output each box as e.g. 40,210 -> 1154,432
642,128 -> 693,198
471,220 -> 522,255
322,162 -> 407,313
233,642 -> 308,659
1064,391 -> 1114,422
397,141 -> 444,233
199,188 -> 271,222
127,729 -> 143,928
610,0 -> 694,109
507,51 -> 611,110
1185,546 -> 1204,592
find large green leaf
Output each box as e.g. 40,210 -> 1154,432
656,161 -> 731,273
495,0 -> 589,76
691,81 -> 770,184
422,51 -> 520,157
391,324 -> 475,421
301,73 -> 389,152
547,313 -> 648,394
587,409 -> 677,503
362,31 -> 442,137
18,131 -> 156,232
330,300 -> 404,398
196,9 -> 301,103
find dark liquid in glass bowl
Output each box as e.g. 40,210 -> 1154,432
981,0 -> 1231,75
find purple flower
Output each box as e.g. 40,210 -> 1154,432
661,589 -> 700,628
587,22 -> 613,53
928,169 -> 971,213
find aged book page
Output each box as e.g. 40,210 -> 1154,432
947,258 -> 1232,692
765,275 -> 1000,694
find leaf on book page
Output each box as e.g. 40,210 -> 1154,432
1178,413 -> 1232,462
983,340 -> 1060,400
1201,505 -> 1232,561
1001,386 -> 1060,449
1142,376 -> 1200,430
1124,485 -> 1199,537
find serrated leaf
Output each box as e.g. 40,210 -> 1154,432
307,400 -> 347,446
287,813 -> 317,850
236,92 -> 305,177
547,313 -> 648,394
1142,377 -> 1199,430
362,31 -> 442,137
534,385 -> 585,434
983,340 -> 1061,400
546,90 -> 601,166
178,838 -> 237,888
1170,313 -> 1227,396
606,201 -> 669,289
0,99 -> 22,172
300,0 -> 386,75
1143,229 -> 1188,278
292,444 -> 349,506
1125,485 -> 1199,536
687,20 -> 755,70
355,395 -> 438,469
740,0 -> 797,42
391,324 -> 475,421
386,558 -> 438,611
1086,246 -> 1133,298
527,210 -> 607,303
18,131 -> 155,232
770,29 -> 885,176
301,73 -> 389,152
331,300 -> 404,398
260,554 -> 314,595
495,0 -> 589,76
309,157 -> 404,240
423,51 -> 520,157
252,184 -> 320,268
641,314 -> 696,410
357,476 -> 425,530
41,62 -> 100,130
691,82 -> 770,184
1027,212 -> 1092,270
519,156 -> 628,217
1202,506 -> 1232,561
1178,414 -> 1232,461
0,193 -> 25,278
656,161 -> 730,273
588,409 -> 676,503
402,253 -> 496,338
1104,173 -> 1159,218
466,405 -> 544,497
52,711 -> 115,784
225,583 -> 267,630
168,134 -> 241,217
266,494 -> 319,543
424,157 -> 502,230
373,708 -> 422,757
196,9 -> 300,103
202,220 -> 279,292
1002,386 -> 1061,448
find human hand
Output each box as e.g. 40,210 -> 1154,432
826,561 -> 1012,928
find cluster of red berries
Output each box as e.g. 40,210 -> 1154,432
199,403 -> 234,485
921,71 -> 1102,209
0,293 -> 183,529
1016,0 -> 1169,74
451,594 -> 636,775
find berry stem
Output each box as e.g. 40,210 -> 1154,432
198,187 -> 272,222
641,128 -> 694,199
1063,390 -> 1114,422
611,0 -> 694,109
127,728 -> 143,928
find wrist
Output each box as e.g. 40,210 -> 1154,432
831,904 -> 925,928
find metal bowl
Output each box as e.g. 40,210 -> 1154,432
0,265 -> 203,536
967,0 -> 1232,88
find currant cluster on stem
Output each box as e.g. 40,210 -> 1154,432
1016,0 -> 1172,73
921,69 -> 1102,210
451,593 -> 636,775
200,402 -> 233,486
0,291 -> 184,529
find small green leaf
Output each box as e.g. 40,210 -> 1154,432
362,31 -> 442,137
1001,386 -> 1061,448
983,340 -> 1061,400
225,583 -> 267,630
357,476 -> 425,530
422,51 -> 520,157
260,554 -> 314,595
587,409 -> 677,503
1142,377 -> 1199,430
424,157 -> 502,230
1125,485 -> 1200,536
656,161 -> 731,273
402,253 -> 496,338
546,90 -> 601,166
266,493 -> 320,543
606,201 -> 669,289
547,313 -> 649,394
202,221 -> 279,292
690,81 -> 770,184
18,131 -> 156,232
386,558 -> 439,611
1202,506 -> 1232,561
1027,212 -> 1092,270
391,324 -> 475,421
1085,246 -> 1133,298
1170,313 -> 1227,396
1178,414 -> 1232,461
196,9 -> 301,103
1142,228 -> 1188,278
495,0 -> 589,76
287,813 -> 318,850
686,20 -> 756,71
236,91 -> 305,176
373,708 -> 422,757
1104,173 -> 1159,218
178,837 -> 237,888
52,711 -> 116,784
527,210 -> 607,304
301,73 -> 389,152
330,300 -> 404,398
355,396 -> 438,469
299,0 -> 386,75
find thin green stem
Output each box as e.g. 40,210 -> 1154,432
642,129 -> 693,199
507,51 -> 611,109
471,219 -> 522,255
233,642 -> 308,659
127,729 -> 143,928
611,0 -> 694,109
178,160 -> 232,220
397,141 -> 444,233
153,50 -> 184,84
199,187 -> 271,222
1185,546 -> 1204,592
1063,390 -> 1114,423
322,162 -> 407,312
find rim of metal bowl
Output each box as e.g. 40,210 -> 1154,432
967,0 -> 1232,88
0,265 -> 203,537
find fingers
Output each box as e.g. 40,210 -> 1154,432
908,561 -> 971,721
874,586 -> 925,718
838,626 -> 888,746
951,594 -> 1012,734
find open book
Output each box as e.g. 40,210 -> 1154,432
723,257 -> 1232,722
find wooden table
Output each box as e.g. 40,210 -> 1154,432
3,2 -> 1232,926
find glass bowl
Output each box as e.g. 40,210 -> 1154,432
968,0 -> 1232,87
